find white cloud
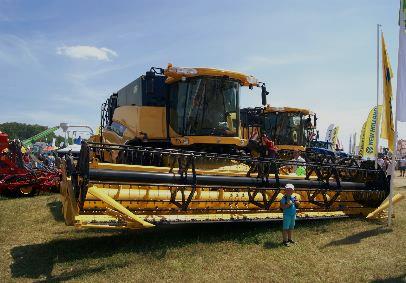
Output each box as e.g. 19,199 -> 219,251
56,45 -> 118,61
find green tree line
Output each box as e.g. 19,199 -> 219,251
0,122 -> 67,145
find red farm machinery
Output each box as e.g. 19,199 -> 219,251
0,131 -> 60,197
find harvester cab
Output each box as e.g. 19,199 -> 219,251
97,64 -> 265,155
241,106 -> 317,158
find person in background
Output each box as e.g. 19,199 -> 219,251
377,155 -> 385,170
54,153 -> 62,169
247,129 -> 261,158
48,153 -> 55,168
280,184 -> 300,247
291,150 -> 306,174
261,134 -> 278,158
384,156 -> 395,184
397,156 -> 406,177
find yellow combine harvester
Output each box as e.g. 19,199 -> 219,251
61,64 -> 389,230
241,106 -> 316,152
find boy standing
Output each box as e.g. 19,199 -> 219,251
280,184 -> 300,247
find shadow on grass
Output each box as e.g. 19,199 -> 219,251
9,217 -> 352,281
0,191 -> 15,199
33,263 -> 128,283
263,241 -> 280,249
323,226 -> 392,248
47,201 -> 65,222
10,221 -> 279,281
371,273 -> 406,283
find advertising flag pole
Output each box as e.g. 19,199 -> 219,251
375,24 -> 382,169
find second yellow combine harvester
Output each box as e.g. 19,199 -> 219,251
61,64 -> 389,229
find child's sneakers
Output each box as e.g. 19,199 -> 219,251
282,239 -> 296,246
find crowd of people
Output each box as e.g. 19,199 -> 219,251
377,155 -> 406,183
22,150 -> 62,170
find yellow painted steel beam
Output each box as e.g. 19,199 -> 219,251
276,145 -> 306,151
74,211 -> 354,229
170,136 -> 248,147
84,186 -> 284,202
366,193 -> 405,219
87,186 -> 154,228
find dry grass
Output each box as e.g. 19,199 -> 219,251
0,177 -> 405,282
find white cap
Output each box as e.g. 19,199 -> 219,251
285,184 -> 295,190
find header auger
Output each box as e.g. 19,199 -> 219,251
60,64 -> 389,230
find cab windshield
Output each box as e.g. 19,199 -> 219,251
263,112 -> 312,146
170,77 -> 240,136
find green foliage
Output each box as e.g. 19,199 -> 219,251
0,122 -> 47,140
0,122 -> 64,144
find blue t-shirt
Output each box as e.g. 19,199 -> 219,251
280,195 -> 297,216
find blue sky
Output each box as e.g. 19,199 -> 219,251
0,0 -> 403,149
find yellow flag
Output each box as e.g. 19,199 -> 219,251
363,105 -> 382,159
380,34 -> 395,151
332,126 -> 340,149
358,122 -> 366,157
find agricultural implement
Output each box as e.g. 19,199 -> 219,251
0,132 -> 60,197
60,64 -> 390,230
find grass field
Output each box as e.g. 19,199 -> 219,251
0,177 -> 405,282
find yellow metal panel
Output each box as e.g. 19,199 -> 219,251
112,105 -> 167,140
164,64 -> 259,87
170,136 -> 248,147
102,130 -> 127,144
276,145 -> 306,151
263,106 -> 313,115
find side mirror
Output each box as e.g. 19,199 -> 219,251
261,83 -> 269,106
313,114 -> 317,128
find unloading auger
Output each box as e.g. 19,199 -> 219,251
60,141 -> 389,229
